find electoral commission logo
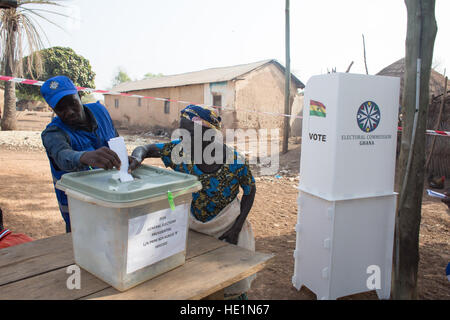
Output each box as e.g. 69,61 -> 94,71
357,101 -> 380,133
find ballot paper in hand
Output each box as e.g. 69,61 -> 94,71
107,137 -> 134,182
426,189 -> 446,199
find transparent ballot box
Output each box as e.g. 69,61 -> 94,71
56,164 -> 201,291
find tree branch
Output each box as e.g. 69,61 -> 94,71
346,61 -> 354,73
362,34 -> 369,75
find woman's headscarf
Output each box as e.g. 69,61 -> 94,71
180,104 -> 222,130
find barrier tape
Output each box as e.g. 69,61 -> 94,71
1,75 -> 449,137
398,126 -> 449,137
0,75 -> 300,119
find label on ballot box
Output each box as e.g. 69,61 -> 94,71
127,203 -> 189,274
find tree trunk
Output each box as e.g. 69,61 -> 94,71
393,0 -> 437,300
1,81 -> 17,130
1,18 -> 18,131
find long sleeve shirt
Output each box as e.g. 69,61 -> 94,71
41,105 -> 119,172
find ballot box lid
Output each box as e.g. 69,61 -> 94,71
55,164 -> 201,204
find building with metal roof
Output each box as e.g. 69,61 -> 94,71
104,59 -> 304,134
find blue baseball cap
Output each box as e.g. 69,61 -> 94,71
40,76 -> 78,109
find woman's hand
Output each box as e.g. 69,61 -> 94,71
128,145 -> 151,173
128,156 -> 142,173
219,185 -> 256,245
219,226 -> 240,245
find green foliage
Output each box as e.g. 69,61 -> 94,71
1,0 -> 67,130
15,88 -> 44,102
81,93 -> 97,104
112,67 -> 131,87
144,72 -> 163,79
17,46 -> 96,100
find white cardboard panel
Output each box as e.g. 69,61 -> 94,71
293,191 -> 396,300
299,73 -> 400,200
293,193 -> 335,298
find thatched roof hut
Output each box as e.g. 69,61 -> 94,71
377,58 -> 449,178
377,58 -> 449,103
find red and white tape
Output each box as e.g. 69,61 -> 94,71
397,126 -> 449,137
0,75 -> 300,119
1,75 -> 449,137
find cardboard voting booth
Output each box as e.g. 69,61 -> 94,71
298,73 -> 400,201
293,73 -> 400,300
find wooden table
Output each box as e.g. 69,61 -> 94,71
0,230 -> 273,300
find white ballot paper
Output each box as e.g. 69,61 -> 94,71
107,136 -> 134,182
426,189 -> 447,199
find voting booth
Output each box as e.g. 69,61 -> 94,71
56,165 -> 202,292
292,73 -> 400,300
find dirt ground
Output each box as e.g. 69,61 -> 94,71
0,112 -> 449,300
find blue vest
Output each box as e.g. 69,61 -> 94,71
46,102 -> 117,229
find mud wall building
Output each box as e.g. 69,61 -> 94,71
104,60 -> 304,134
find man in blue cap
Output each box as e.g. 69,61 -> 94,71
41,76 -> 133,233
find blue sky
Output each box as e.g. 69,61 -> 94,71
27,0 -> 450,91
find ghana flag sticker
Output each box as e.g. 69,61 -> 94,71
310,100 -> 326,118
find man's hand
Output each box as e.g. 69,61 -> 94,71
128,156 -> 142,173
219,225 -> 241,245
80,147 -> 121,170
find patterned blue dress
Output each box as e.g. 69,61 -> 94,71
156,140 -> 255,222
